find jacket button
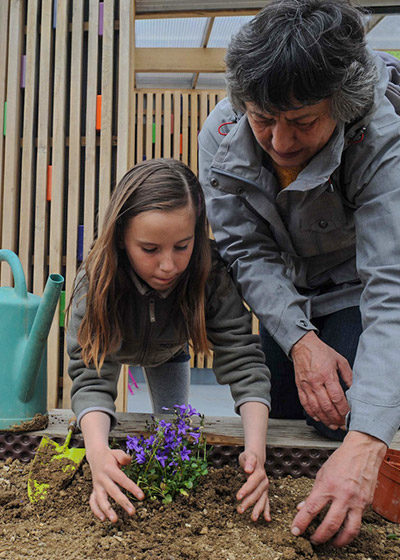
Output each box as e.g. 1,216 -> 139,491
319,220 -> 328,229
210,177 -> 219,187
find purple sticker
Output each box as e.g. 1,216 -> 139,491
99,2 -> 104,36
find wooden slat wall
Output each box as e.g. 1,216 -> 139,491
0,0 -> 228,410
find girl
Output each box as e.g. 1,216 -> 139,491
67,158 -> 271,525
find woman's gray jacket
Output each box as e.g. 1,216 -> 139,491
198,52 -> 400,447
67,244 -> 271,428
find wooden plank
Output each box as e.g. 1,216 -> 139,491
145,92 -> 153,159
18,0 -> 39,290
135,47 -> 225,73
48,0 -> 69,409
154,92 -> 162,159
98,0 -> 114,230
83,0 -> 99,259
199,91 -> 208,129
173,93 -> 181,160
27,409 -> 368,451
136,92 -> 144,162
181,93 -> 189,165
116,0 -> 135,184
190,92 -> 198,174
1,0 -> 24,286
0,0 -> 10,250
163,91 -> 171,158
115,365 -> 128,413
33,0 -> 53,295
62,0 -> 84,409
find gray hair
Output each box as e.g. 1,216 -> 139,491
225,0 -> 378,123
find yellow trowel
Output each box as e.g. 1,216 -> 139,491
28,418 -> 86,503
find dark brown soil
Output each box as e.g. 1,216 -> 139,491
1,413 -> 48,433
0,458 -> 399,560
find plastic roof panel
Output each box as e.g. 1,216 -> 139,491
367,15 -> 400,48
207,16 -> 254,48
135,18 -> 208,48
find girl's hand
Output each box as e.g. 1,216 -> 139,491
87,446 -> 144,523
236,449 -> 271,522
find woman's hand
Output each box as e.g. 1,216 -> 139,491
87,446 -> 144,523
237,449 -> 271,522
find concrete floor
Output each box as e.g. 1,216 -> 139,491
126,367 -> 236,417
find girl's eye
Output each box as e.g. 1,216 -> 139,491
142,247 -> 157,254
175,244 -> 188,251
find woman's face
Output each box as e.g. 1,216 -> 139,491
245,99 -> 337,168
123,204 -> 196,292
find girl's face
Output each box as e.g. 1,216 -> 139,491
123,204 -> 196,292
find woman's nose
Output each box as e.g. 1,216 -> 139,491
271,121 -> 296,153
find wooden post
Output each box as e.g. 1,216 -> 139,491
19,0 -> 39,290
0,1 -> 10,252
1,0 -> 23,286
33,0 -> 53,296
83,0 -> 99,259
98,0 -> 114,230
62,0 -> 84,409
48,0 -> 69,409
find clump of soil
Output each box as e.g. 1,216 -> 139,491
0,458 -> 399,560
2,413 -> 48,433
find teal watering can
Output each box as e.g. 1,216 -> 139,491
0,250 -> 64,430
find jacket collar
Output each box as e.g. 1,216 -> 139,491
128,267 -> 175,299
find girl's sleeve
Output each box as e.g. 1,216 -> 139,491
66,270 -> 121,429
205,245 -> 271,414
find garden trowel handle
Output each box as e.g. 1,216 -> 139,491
63,417 -> 78,449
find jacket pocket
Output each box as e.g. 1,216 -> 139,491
293,190 -> 355,256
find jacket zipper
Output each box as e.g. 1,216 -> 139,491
138,297 -> 156,363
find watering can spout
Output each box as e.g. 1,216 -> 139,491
18,273 -> 64,402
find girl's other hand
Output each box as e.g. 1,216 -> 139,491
87,446 -> 144,523
236,449 -> 271,522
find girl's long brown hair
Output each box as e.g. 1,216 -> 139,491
71,158 -> 211,372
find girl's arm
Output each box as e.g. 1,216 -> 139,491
81,410 -> 144,522
236,401 -> 271,522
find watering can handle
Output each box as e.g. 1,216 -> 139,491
0,249 -> 27,298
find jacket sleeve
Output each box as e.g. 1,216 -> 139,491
205,245 -> 271,414
342,107 -> 400,446
66,270 -> 120,429
198,108 -> 317,357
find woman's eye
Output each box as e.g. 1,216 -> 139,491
175,245 -> 188,251
296,120 -> 316,129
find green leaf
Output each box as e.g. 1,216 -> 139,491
179,489 -> 189,496
163,494 -> 173,504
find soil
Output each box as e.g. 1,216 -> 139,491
0,458 -> 399,560
2,413 -> 48,433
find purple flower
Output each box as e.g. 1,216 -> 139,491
156,452 -> 167,468
159,420 -> 172,429
189,431 -> 200,442
127,435 -> 143,453
135,449 -> 147,464
177,419 -> 188,435
180,447 -> 191,461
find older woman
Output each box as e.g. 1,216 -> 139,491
199,0 -> 400,548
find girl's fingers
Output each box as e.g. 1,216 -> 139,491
237,476 -> 269,513
91,488 -> 119,523
110,467 -> 145,500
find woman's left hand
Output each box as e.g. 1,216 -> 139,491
236,449 -> 271,522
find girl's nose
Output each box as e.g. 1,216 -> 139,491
159,253 -> 176,273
